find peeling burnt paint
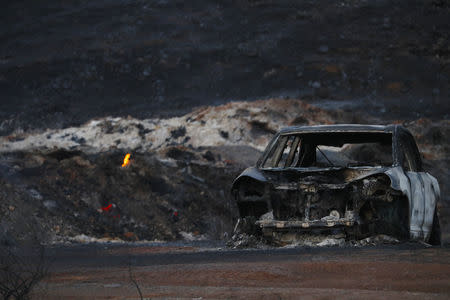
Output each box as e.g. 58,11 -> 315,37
386,167 -> 440,240
232,124 -> 441,244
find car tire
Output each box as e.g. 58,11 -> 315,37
428,208 -> 441,246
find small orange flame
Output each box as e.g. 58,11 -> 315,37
122,153 -> 131,167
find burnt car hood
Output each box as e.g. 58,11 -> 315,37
233,166 -> 397,189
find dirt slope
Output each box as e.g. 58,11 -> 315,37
0,99 -> 448,243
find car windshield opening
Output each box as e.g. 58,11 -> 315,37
262,132 -> 393,168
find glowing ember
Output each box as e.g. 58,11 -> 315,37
122,153 -> 131,167
101,204 -> 112,212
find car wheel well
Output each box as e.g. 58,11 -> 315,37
358,195 -> 409,239
429,207 -> 441,246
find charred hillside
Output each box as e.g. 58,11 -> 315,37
0,99 -> 449,244
0,150 -> 241,243
0,0 -> 449,135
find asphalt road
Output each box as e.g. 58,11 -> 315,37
36,242 -> 450,299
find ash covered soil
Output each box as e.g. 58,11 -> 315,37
0,0 -> 449,133
0,99 -> 449,244
0,0 -> 449,245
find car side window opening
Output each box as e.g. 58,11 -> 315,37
270,136 -> 288,167
277,136 -> 294,167
262,132 -> 393,169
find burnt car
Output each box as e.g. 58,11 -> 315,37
231,124 -> 441,244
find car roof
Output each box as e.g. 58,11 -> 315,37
279,124 -> 402,135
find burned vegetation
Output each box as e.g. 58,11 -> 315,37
232,125 -> 441,246
0,148 -> 241,244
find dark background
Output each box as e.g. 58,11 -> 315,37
0,0 -> 448,134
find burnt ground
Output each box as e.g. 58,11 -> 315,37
0,0 -> 449,134
0,149 -> 243,243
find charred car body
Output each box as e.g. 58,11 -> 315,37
231,125 -> 441,244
